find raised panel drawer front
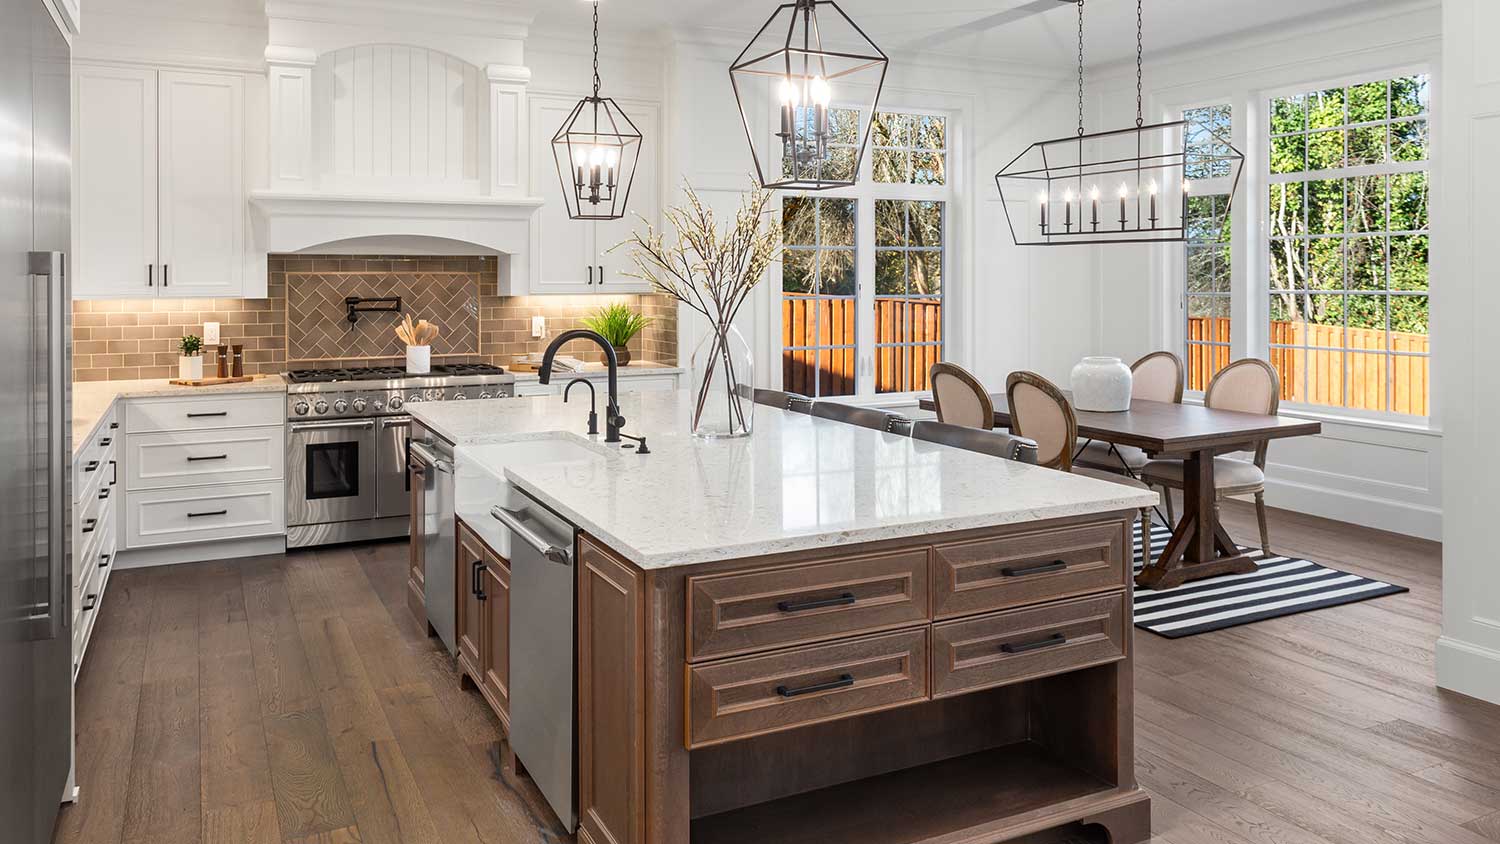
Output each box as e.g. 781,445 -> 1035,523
126,394 -> 283,434
125,480 -> 285,548
687,627 -> 928,748
126,426 -> 284,490
929,592 -> 1127,699
930,519 -> 1126,619
74,408 -> 119,503
687,549 -> 930,661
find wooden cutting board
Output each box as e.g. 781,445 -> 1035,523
169,375 -> 256,387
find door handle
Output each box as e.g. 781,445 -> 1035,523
588,265 -> 594,285
598,264 -> 604,284
147,264 -> 153,287
162,263 -> 169,287
408,441 -> 452,473
290,418 -> 377,433
473,559 -> 487,601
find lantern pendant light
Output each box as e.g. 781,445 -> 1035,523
551,0 -> 642,221
994,0 -> 1243,245
730,0 -> 888,191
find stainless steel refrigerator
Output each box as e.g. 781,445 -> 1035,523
2,0 -> 74,841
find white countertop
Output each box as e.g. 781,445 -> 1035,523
415,390 -> 1157,570
71,376 -> 286,456
508,361 -> 683,382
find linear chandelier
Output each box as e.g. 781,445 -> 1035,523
994,0 -> 1243,246
551,0 -> 642,221
729,0 -> 889,191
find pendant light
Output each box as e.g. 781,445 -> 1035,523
994,0 -> 1243,245
551,0 -> 642,221
729,0 -> 889,191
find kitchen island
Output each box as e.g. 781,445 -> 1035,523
410,390 -> 1157,844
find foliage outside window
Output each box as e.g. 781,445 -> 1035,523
783,195 -> 857,397
1267,74 -> 1429,416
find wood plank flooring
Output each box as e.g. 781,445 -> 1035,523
52,503 -> 1500,844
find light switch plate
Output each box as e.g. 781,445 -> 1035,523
531,316 -> 546,338
203,321 -> 221,344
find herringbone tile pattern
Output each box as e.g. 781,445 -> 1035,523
287,272 -> 480,360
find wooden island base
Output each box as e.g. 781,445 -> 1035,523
575,510 -> 1152,844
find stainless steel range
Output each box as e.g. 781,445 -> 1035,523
284,364 -> 515,548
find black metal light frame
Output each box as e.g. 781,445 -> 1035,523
729,0 -> 889,191
551,1 -> 642,221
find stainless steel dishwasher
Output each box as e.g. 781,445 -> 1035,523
409,422 -> 456,655
491,492 -> 578,832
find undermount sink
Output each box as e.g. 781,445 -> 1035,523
462,435 -> 608,473
454,436 -> 608,553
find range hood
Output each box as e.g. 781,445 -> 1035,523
249,190 -> 542,254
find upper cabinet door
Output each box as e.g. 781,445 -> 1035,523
157,71 -> 244,298
528,94 -> 597,294
74,65 -> 157,299
594,101 -> 659,294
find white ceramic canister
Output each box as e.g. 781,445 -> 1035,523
178,355 -> 204,381
406,345 -> 432,375
1070,356 -> 1133,412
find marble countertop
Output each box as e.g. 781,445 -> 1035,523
508,361 -> 684,382
71,376 -> 286,456
414,391 -> 1157,570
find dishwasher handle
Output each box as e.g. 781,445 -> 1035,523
409,441 -> 453,474
491,505 -> 572,566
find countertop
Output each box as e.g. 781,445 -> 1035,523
414,390 -> 1157,570
508,361 -> 684,382
71,376 -> 286,456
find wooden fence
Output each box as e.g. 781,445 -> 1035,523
1190,317 -> 1429,416
782,294 -> 942,395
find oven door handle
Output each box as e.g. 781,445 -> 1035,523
409,441 -> 453,474
380,415 -> 412,428
289,419 -> 377,433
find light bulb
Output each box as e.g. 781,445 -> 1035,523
1064,188 -> 1075,202
779,77 -> 800,106
572,147 -> 589,167
1037,190 -> 1048,204
1147,180 -> 1159,196
809,76 -> 831,107
1118,183 -> 1129,198
1182,179 -> 1192,194
589,146 -> 605,166
604,148 -> 619,167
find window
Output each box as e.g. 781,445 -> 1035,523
1182,105 -> 1234,390
781,109 -> 950,398
1267,74 -> 1430,415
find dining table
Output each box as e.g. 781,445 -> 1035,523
917,392 -> 1322,590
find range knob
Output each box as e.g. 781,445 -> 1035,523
454,393 -> 468,400
293,401 -> 310,416
479,392 -> 492,400
352,398 -> 367,413
333,399 -> 349,414
387,396 -> 403,411
313,400 -> 329,415
407,394 -> 424,404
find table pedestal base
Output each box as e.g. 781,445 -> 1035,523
1135,452 -> 1261,590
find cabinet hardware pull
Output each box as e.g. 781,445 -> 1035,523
1001,560 -> 1068,577
99,553 -> 111,568
110,421 -> 119,430
472,560 -> 485,598
147,264 -> 153,287
186,411 -> 228,418
109,459 -> 117,486
1001,633 -> 1068,654
187,509 -> 228,518
99,437 -> 112,447
777,673 -> 855,698
98,488 -> 109,500
186,454 -> 228,462
81,518 -> 97,533
82,594 -> 97,612
83,460 -> 99,472
777,592 -> 856,613
588,265 -> 594,285
598,264 -> 604,283
162,264 -> 169,287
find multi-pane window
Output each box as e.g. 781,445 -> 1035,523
873,112 -> 947,185
875,199 -> 944,393
1267,74 -> 1430,415
783,196 -> 857,397
1182,105 -> 1234,390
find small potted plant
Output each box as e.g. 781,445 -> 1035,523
580,303 -> 652,366
178,334 -> 204,380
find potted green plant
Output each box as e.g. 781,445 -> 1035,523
580,303 -> 652,366
178,334 -> 204,380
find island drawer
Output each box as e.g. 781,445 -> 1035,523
686,627 -> 928,748
929,519 -> 1127,619
686,549 -> 930,661
929,592 -> 1126,698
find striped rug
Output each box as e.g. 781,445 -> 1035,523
1131,524 -> 1408,638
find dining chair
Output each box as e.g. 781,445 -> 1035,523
753,388 -> 812,411
910,420 -> 1038,464
1140,358 -> 1279,555
1074,351 -> 1184,477
811,401 -> 911,434
1007,371 -> 1156,567
929,362 -> 994,430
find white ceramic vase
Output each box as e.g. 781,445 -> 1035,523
178,355 -> 203,380
1071,356 -> 1133,412
406,345 -> 431,374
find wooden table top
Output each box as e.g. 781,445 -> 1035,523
917,393 -> 1322,455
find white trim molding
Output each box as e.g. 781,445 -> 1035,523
1437,637 -> 1500,706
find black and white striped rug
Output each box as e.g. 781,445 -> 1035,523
1131,524 -> 1408,638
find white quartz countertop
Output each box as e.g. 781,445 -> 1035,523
415,390 -> 1157,570
508,361 -> 683,382
71,376 -> 286,456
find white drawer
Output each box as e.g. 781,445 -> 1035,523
125,426 -> 285,490
126,393 -> 284,434
124,481 -> 285,548
73,435 -> 116,504
73,479 -> 110,562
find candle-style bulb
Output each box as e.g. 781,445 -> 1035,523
809,76 -> 831,107
1117,183 -> 1129,198
1147,180 -> 1159,196
779,77 -> 800,106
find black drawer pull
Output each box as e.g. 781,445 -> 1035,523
82,594 -> 97,612
777,673 -> 855,698
81,518 -> 97,534
83,460 -> 99,472
187,509 -> 228,518
1001,560 -> 1068,578
186,411 -> 228,418
778,592 -> 856,613
99,437 -> 112,447
98,488 -> 110,500
109,460 -> 118,486
186,454 -> 228,462
109,421 -> 119,430
472,559 -> 487,600
1001,633 -> 1068,654
99,552 -> 111,568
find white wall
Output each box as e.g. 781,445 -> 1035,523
1435,0 -> 1500,705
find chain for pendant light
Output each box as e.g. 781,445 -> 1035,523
591,0 -> 602,98
1135,0 -> 1144,127
1075,0 -> 1085,136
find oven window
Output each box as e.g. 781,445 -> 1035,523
306,441 -> 361,500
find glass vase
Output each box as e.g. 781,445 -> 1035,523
690,323 -> 754,438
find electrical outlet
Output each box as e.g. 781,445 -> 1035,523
203,322 -> 221,345
531,316 -> 546,338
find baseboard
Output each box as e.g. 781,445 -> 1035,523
1261,476 -> 1441,541
113,534 -> 287,569
1437,636 -> 1500,706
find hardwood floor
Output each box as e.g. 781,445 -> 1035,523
53,504 -> 1500,844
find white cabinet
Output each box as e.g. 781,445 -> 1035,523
524,94 -> 660,295
74,64 -> 250,300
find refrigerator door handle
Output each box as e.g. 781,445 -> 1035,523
28,251 -> 67,642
